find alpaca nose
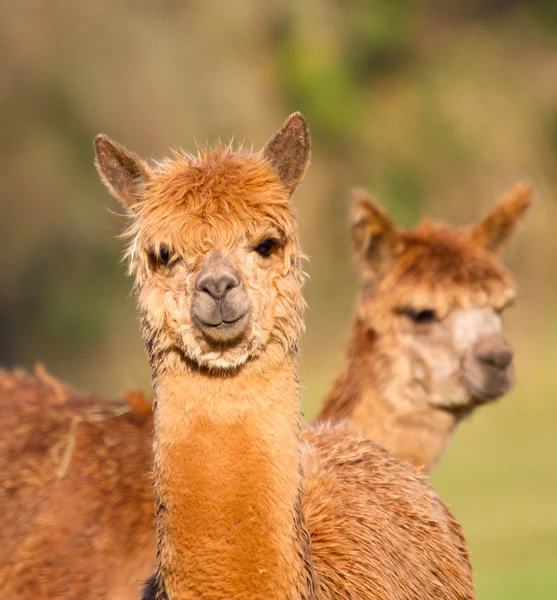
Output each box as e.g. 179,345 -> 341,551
195,268 -> 240,300
475,335 -> 513,370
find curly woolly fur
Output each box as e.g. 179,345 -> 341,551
0,367 -> 156,600
317,182 -> 533,472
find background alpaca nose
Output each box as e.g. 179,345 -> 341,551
475,335 -> 514,370
195,268 -> 241,300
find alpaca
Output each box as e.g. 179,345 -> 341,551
0,366 -> 156,599
316,184 -> 532,472
93,113 -> 475,600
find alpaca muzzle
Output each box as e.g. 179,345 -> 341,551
192,254 -> 251,343
461,334 -> 515,402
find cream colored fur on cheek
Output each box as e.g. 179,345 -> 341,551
451,307 -> 502,353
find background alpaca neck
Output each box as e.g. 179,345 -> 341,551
151,349 -> 316,600
317,320 -> 458,473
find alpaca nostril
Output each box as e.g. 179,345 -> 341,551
195,270 -> 240,300
477,347 -> 513,370
474,335 -> 514,371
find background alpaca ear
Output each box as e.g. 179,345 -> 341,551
263,112 -> 311,196
468,181 -> 534,254
94,134 -> 151,208
350,190 -> 405,278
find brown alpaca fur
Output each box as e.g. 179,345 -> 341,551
92,114 -> 474,600
0,366 -> 156,599
317,183 -> 533,472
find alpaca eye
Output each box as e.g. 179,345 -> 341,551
159,246 -> 171,265
495,299 -> 514,315
255,239 -> 277,257
406,309 -> 437,325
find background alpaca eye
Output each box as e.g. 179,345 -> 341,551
159,246 -> 171,265
255,239 -> 276,257
406,308 -> 437,325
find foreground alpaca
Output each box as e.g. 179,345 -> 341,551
94,114 -> 474,599
317,184 -> 532,472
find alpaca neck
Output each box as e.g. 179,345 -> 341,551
317,320 -> 458,474
151,349 -> 315,600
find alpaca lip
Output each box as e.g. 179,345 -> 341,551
198,313 -> 246,328
462,363 -> 514,403
191,302 -> 250,328
192,310 -> 250,343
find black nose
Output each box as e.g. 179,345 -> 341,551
195,269 -> 240,300
475,336 -> 514,370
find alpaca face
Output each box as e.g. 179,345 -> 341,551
351,183 -> 532,415
369,302 -> 515,413
130,168 -> 305,370
94,114 -> 310,372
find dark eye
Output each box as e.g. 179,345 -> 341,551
495,299 -> 514,315
159,246 -> 171,265
255,238 -> 277,257
406,308 -> 437,325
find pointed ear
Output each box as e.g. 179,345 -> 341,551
263,112 -> 310,196
468,181 -> 534,254
350,190 -> 405,278
94,134 -> 151,208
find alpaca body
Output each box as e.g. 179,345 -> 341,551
140,358 -> 473,600
0,367 -> 472,600
0,368 -> 155,600
302,423 -> 471,600
141,353 -> 473,600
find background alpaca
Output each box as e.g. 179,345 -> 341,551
95,113 -> 474,599
317,183 -> 533,472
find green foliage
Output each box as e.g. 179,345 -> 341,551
532,0 -> 557,34
276,34 -> 362,141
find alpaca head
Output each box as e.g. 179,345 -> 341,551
350,182 -> 533,413
95,114 -> 310,371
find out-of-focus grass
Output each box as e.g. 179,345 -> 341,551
475,565 -> 557,600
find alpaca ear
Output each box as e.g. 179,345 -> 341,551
263,112 -> 311,196
94,134 -> 151,208
468,181 -> 534,254
350,190 -> 405,278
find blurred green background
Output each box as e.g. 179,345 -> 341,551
1,1 -> 555,597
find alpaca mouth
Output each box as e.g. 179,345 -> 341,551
192,310 -> 251,344
462,363 -> 514,404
